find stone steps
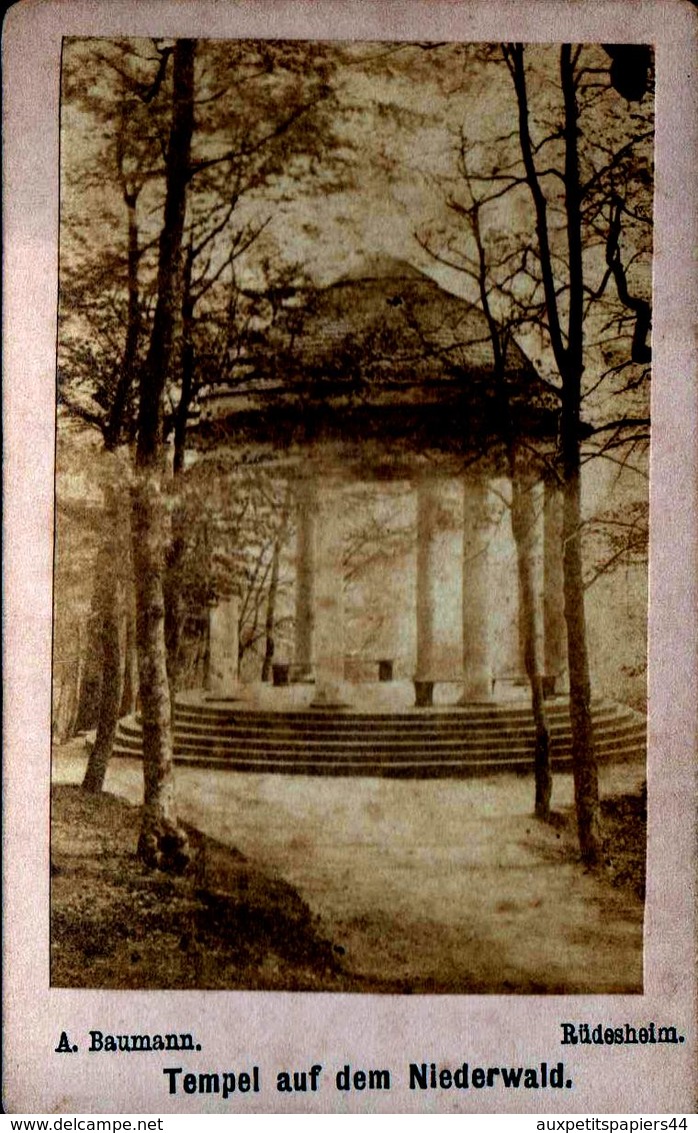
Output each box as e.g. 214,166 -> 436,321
173,699 -> 614,724
112,698 -> 646,778
144,755 -> 572,778
167,701 -> 640,731
116,721 -> 644,751
167,713 -> 635,735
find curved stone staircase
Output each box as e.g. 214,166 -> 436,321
112,698 -> 646,778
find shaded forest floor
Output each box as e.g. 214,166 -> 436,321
51,784 -> 393,991
51,750 -> 646,993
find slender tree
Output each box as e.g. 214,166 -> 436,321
59,40 -> 167,783
499,43 -> 651,862
455,188 -> 553,819
412,41 -> 651,857
81,474 -> 130,793
130,38 -> 195,869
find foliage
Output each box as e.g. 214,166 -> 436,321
58,37 -> 348,448
163,457 -> 295,682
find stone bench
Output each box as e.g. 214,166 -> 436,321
344,657 -> 395,683
272,659 -> 395,687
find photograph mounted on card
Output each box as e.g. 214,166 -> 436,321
3,0 -> 696,1116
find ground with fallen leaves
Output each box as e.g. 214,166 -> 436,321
50,753 -> 646,993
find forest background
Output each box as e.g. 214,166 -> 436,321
54,38 -> 651,866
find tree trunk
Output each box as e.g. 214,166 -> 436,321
166,255 -> 193,688
511,472 -> 552,820
53,629 -> 83,741
463,179 -> 555,824
82,558 -> 125,793
136,40 -> 195,469
164,247 -> 194,689
506,43 -> 603,864
66,625 -> 85,738
82,480 -> 129,792
562,450 -> 603,865
132,38 -> 195,870
73,610 -> 104,733
104,186 -> 141,449
172,243 -> 194,477
559,45 -> 603,867
132,472 -> 188,869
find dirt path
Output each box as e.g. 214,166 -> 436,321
53,746 -> 645,993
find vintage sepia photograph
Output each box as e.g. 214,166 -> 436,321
50,35 -> 654,997
5,0 -> 698,1115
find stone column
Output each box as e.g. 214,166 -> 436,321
311,483 -> 348,706
294,478 -> 317,680
415,478 -> 462,705
461,477 -> 495,701
516,477 -> 545,681
544,478 -> 568,693
206,596 -> 239,696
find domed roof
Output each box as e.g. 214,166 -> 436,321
338,254 -> 429,283
196,257 -> 559,479
256,255 -> 539,390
